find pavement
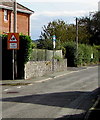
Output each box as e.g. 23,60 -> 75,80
0,66 -> 89,85
84,95 -> 100,120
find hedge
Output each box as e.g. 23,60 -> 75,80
1,34 -> 32,79
64,42 -> 77,66
64,42 -> 99,67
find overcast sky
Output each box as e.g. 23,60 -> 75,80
16,0 -> 99,40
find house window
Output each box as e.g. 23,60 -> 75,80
4,10 -> 8,21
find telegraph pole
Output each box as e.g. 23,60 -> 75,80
76,17 -> 78,51
14,0 -> 17,33
12,0 -> 17,80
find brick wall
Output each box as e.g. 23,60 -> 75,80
0,9 -> 11,33
0,10 -> 2,33
0,9 -> 30,35
17,12 -> 30,35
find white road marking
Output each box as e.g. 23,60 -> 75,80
4,89 -> 9,91
54,71 -> 76,78
28,83 -> 33,86
17,86 -> 21,88
35,78 -> 52,83
34,66 -> 98,83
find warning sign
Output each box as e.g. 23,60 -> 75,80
7,33 -> 19,50
10,35 -> 17,42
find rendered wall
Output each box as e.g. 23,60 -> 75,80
98,1 -> 100,11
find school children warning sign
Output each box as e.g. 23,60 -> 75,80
7,33 -> 19,50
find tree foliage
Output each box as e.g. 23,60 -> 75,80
66,24 -> 90,44
38,12 -> 100,51
38,20 -> 68,50
38,19 -> 92,50
40,19 -> 68,43
78,12 -> 100,45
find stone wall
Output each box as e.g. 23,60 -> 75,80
24,59 -> 67,79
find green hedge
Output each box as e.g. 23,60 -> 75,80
2,34 -> 32,79
64,42 -> 99,67
64,42 -> 77,66
1,34 -> 32,63
78,44 -> 92,65
18,35 -> 33,64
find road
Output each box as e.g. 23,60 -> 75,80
1,66 -> 100,119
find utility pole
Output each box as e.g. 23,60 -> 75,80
76,17 -> 78,52
12,0 -> 17,80
14,0 -> 17,33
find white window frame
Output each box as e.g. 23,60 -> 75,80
4,10 -> 8,21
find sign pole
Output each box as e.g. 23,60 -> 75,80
52,35 -> 56,72
7,33 -> 19,80
12,49 -> 14,80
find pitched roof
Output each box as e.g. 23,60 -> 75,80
0,0 -> 34,14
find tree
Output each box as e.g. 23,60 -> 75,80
39,19 -> 91,50
90,12 -> 100,45
78,12 -> 100,45
38,19 -> 68,50
40,19 -> 68,42
37,38 -> 53,50
66,24 -> 90,44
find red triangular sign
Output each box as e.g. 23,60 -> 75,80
10,35 -> 17,41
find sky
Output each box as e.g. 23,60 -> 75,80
16,0 -> 99,40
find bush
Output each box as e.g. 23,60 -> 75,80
76,46 -> 84,66
2,34 -> 32,79
64,42 -> 99,67
93,45 -> 100,62
18,35 -> 33,64
79,44 -> 92,64
92,47 -> 99,63
54,55 -> 63,61
64,42 -> 77,66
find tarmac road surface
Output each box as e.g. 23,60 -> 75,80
1,66 -> 100,119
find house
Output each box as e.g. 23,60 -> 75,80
98,1 -> 100,11
0,0 -> 34,35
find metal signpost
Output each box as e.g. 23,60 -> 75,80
7,33 -> 19,80
53,35 -> 56,49
52,35 -> 56,71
